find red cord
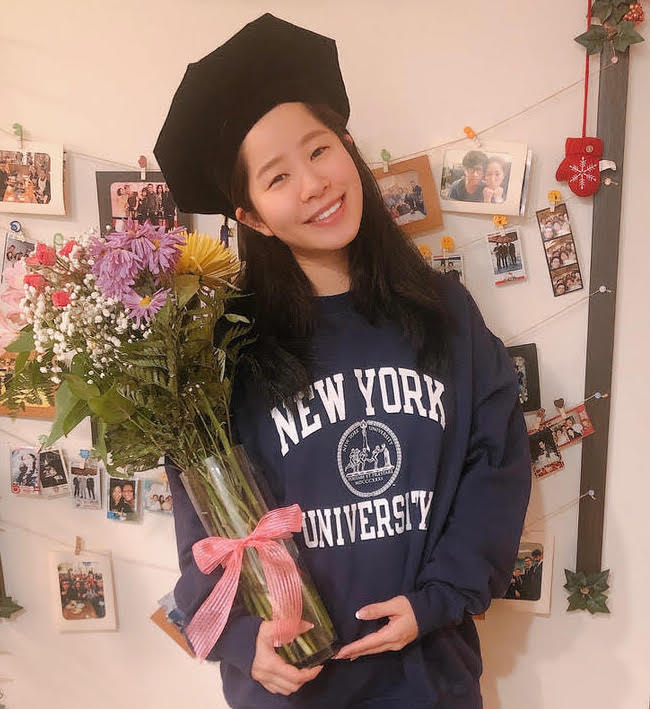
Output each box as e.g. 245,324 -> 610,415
582,0 -> 592,137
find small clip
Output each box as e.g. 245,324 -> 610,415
463,126 -> 481,147
417,243 -> 432,265
440,235 -> 455,256
12,123 -> 23,150
380,149 -> 391,174
9,220 -> 22,234
138,155 -> 147,181
553,397 -> 567,419
53,233 -> 64,250
603,176 -> 619,187
533,408 -> 546,431
74,536 -> 83,555
547,190 -> 562,212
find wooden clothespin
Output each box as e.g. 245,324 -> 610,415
533,408 -> 546,431
463,126 -> 481,147
547,190 -> 562,213
380,149 -> 391,174
138,155 -> 147,181
553,397 -> 567,419
74,536 -> 83,556
12,123 -> 23,150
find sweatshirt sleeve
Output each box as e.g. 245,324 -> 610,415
405,290 -> 531,637
165,458 -> 262,675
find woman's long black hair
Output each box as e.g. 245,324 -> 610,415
229,103 -> 452,407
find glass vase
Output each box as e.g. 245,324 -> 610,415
180,444 -> 339,668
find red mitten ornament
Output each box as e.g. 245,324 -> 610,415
556,137 -> 603,197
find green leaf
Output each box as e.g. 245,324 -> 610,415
91,418 -> 108,463
174,274 -> 200,308
613,20 -> 644,51
87,386 -> 135,424
575,24 -> 609,53
586,593 -> 610,614
586,569 -> 610,592
567,591 -> 588,611
42,380 -> 82,447
5,326 -> 35,353
224,313 -> 250,324
62,373 -> 101,400
611,4 -> 630,22
13,350 -> 29,375
62,399 -> 91,435
592,0 -> 613,22
564,569 -> 587,590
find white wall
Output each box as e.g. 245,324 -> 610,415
1,1 -> 648,707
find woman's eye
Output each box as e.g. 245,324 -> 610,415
268,174 -> 285,188
311,146 -> 328,159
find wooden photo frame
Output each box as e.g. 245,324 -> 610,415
95,170 -> 193,235
371,156 -> 443,236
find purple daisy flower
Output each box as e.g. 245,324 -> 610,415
122,288 -> 169,328
111,220 -> 186,275
92,245 -> 142,299
148,225 -> 186,275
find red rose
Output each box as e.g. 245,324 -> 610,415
52,291 -> 71,307
26,242 -> 57,266
24,274 -> 46,290
59,240 -> 76,257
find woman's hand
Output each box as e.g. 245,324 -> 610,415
333,595 -> 418,661
251,620 -> 323,696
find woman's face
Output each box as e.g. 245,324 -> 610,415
236,102 -> 363,261
484,160 -> 505,190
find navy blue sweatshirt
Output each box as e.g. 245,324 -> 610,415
166,277 -> 531,708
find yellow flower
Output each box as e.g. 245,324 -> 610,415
175,231 -> 240,288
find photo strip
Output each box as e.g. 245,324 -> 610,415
437,141 -> 529,216
535,202 -> 584,297
432,254 -> 465,285
39,449 -> 69,498
10,446 -> 40,495
95,171 -> 193,235
49,549 -> 117,631
544,403 -> 595,450
70,457 -> 103,510
528,427 -> 564,479
107,477 -> 140,522
495,533 -> 554,614
506,343 -> 540,413
0,142 -> 65,215
486,228 -> 526,285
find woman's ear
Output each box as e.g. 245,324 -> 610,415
235,206 -> 273,237
343,131 -> 354,145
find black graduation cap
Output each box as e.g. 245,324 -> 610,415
153,13 -> 350,219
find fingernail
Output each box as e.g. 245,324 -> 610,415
355,610 -> 363,620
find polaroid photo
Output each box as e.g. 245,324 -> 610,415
371,155 -> 443,236
544,403 -> 595,450
143,478 -> 173,514
437,141 -> 529,216
495,533 -> 554,614
486,228 -> 526,285
0,142 -> 65,215
95,171 -> 193,235
1,232 -> 37,281
39,448 -> 69,498
506,343 -> 540,413
107,477 -> 140,522
49,549 -> 117,631
69,457 -> 103,509
528,427 -> 564,479
10,446 -> 40,495
431,253 -> 465,285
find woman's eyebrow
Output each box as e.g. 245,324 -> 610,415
255,128 -> 330,180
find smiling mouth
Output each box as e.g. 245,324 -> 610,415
307,196 -> 344,223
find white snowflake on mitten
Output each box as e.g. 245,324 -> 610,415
556,137 -> 603,197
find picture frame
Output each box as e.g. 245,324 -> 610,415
49,549 -> 117,632
0,353 -> 57,419
107,476 -> 141,522
506,343 -> 540,413
494,532 -> 554,614
95,171 -> 193,235
486,228 -> 526,285
437,141 -> 529,216
0,141 -> 66,215
371,155 -> 443,236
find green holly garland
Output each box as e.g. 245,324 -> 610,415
564,569 -> 611,613
575,1 -> 644,54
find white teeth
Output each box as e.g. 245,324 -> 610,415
313,200 -> 342,222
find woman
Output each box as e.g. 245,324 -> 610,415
155,14 -> 530,709
482,156 -> 508,204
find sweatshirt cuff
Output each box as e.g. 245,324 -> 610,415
406,583 -> 483,638
405,587 -> 444,638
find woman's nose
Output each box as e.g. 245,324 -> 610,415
300,165 -> 329,202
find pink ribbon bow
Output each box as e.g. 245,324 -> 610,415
186,504 -> 304,661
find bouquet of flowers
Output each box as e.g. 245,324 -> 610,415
0,220 -> 337,666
